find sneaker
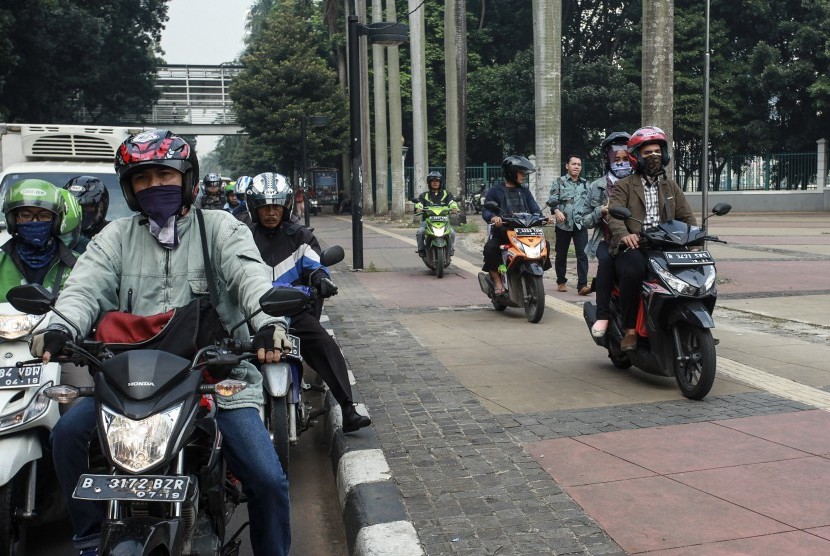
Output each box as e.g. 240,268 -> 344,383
342,403 -> 371,433
557,284 -> 567,292
621,330 -> 638,352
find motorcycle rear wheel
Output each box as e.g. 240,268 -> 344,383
435,249 -> 445,279
674,323 -> 716,400
523,274 -> 545,323
268,398 -> 291,474
0,480 -> 23,556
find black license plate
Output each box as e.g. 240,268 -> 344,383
74,474 -> 190,502
514,227 -> 544,237
285,334 -> 301,357
665,250 -> 714,266
0,365 -> 42,389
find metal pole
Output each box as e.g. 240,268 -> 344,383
348,16 -> 364,269
701,0 -> 711,221
301,116 -> 311,228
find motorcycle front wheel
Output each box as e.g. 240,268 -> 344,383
673,323 -> 716,400
435,248 -> 445,279
267,397 -> 291,474
0,480 -> 23,556
522,274 -> 545,323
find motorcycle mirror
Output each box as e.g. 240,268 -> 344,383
609,206 -> 632,221
6,284 -> 56,315
258,287 -> 310,318
711,203 -> 732,216
320,245 -> 345,267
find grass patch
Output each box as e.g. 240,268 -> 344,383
366,261 -> 379,272
454,222 -> 479,233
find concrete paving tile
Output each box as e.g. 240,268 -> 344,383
577,422 -> 807,474
806,526 -> 830,542
670,457 -> 830,529
449,362 -> 572,386
567,476 -> 792,553
525,438 -> 656,486
469,381 -> 634,414
714,410 -> 830,456
651,531 -> 830,555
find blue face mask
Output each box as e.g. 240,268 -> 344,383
610,161 -> 632,179
15,221 -> 58,269
135,185 -> 183,249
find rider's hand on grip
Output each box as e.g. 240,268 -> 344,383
318,277 -> 338,298
31,326 -> 73,363
253,325 -> 288,363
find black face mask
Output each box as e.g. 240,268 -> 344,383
643,155 -> 663,177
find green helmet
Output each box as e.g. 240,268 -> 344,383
224,182 -> 236,196
2,179 -> 65,236
58,188 -> 82,249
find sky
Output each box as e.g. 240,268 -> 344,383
159,0 -> 249,155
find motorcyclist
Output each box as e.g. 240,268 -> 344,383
195,172 -> 225,210
223,181 -> 241,211
32,130 -> 293,556
232,175 -> 252,224
608,126 -> 696,351
63,175 -> 110,240
482,156 -> 554,295
245,172 -> 372,433
0,179 -> 77,300
583,131 -> 631,337
415,171 -> 459,258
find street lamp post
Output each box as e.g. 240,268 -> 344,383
701,0 -> 711,223
348,16 -> 409,269
301,114 -> 329,228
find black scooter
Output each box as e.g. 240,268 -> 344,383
6,284 -> 308,556
583,203 -> 731,400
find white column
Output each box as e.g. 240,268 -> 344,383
817,138 -> 827,191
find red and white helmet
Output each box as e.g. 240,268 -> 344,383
627,126 -> 671,172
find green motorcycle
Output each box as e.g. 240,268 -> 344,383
415,203 -> 455,279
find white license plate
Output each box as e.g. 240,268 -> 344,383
665,250 -> 714,265
514,227 -> 544,237
430,215 -> 449,222
74,474 -> 190,502
0,365 -> 42,389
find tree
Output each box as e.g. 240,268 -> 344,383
532,0 -> 562,204
641,0 -> 674,146
228,0 -> 348,175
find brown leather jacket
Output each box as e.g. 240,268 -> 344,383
607,173 -> 696,255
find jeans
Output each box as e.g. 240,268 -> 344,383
554,226 -> 589,288
51,398 -> 291,555
594,241 -> 614,320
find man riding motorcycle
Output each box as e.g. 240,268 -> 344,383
31,130 -> 293,556
245,172 -> 371,433
63,175 -> 111,240
195,172 -> 225,210
608,126 -> 696,352
415,171 -> 459,258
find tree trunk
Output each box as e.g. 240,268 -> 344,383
642,0 -> 674,155
371,0 -> 388,214
408,0 -> 428,200
532,0 -> 562,205
444,0 -> 467,200
386,0 -> 405,219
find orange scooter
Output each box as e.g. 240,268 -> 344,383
477,203 -> 550,323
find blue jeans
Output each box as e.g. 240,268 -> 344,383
51,398 -> 291,555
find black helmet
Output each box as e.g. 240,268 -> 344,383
501,155 -> 536,183
64,175 -> 109,232
426,171 -> 443,188
203,173 -> 222,193
599,131 -> 631,172
246,173 -> 294,224
114,129 -> 199,212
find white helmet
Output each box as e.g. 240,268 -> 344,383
246,172 -> 294,223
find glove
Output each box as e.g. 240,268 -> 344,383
318,277 -> 338,299
253,325 -> 289,363
30,325 -> 72,362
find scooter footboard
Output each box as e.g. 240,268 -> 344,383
477,272 -> 494,296
0,432 -> 42,485
667,301 -> 715,329
261,363 -> 292,398
100,517 -> 184,555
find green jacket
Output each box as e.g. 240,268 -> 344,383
50,209 -> 287,410
547,175 -> 591,231
0,241 -> 76,302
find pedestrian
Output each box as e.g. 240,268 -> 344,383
547,154 -> 591,295
294,185 -> 305,219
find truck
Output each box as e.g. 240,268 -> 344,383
0,123 -> 145,227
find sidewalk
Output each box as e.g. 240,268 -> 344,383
313,211 -> 830,555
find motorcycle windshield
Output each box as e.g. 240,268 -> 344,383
646,220 -> 706,246
101,350 -> 191,402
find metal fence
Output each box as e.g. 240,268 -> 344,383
674,152 -> 818,192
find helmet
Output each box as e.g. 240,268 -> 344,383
224,182 -> 236,197
627,126 -> 671,172
426,171 -> 443,188
501,155 -> 536,183
2,179 -> 64,236
115,129 -> 199,212
63,175 -> 109,232
58,188 -> 83,249
246,173 -> 294,224
235,176 -> 252,201
203,173 -> 222,194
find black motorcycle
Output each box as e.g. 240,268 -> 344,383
6,284 -> 308,556
583,203 -> 731,400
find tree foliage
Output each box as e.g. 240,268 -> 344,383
0,0 -> 167,123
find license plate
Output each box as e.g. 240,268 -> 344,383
0,365 -> 42,389
74,474 -> 190,502
514,227 -> 544,237
665,250 -> 714,266
430,215 -> 449,222
285,334 -> 301,357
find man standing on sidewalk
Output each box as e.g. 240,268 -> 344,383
548,154 -> 591,295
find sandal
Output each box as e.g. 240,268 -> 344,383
494,287 -> 507,296
591,320 -> 609,338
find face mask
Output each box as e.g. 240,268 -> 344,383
643,155 -> 663,177
15,221 -> 57,269
609,161 -> 632,179
135,185 -> 183,249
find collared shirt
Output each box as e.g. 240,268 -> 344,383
642,177 -> 659,228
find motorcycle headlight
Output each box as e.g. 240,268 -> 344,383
651,260 -> 696,295
0,314 -> 45,340
102,403 -> 182,473
512,237 -> 542,259
0,382 -> 53,433
432,226 -> 445,237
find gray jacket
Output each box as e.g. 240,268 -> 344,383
50,209 -> 286,409
584,175 -> 611,258
547,175 -> 590,231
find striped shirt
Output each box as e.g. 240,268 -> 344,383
642,177 -> 659,228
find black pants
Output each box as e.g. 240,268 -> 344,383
594,241 -> 614,320
613,248 -> 648,329
554,227 -> 588,288
290,309 -> 353,406
482,228 -> 507,271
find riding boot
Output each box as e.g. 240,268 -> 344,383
342,403 -> 371,433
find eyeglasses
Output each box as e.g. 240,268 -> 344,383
15,210 -> 55,223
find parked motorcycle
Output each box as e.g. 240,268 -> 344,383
262,245 -> 344,473
0,303 -> 63,554
582,203 -> 731,400
413,201 -> 455,279
465,191 -> 484,215
6,283 -> 308,555
477,201 -> 550,323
